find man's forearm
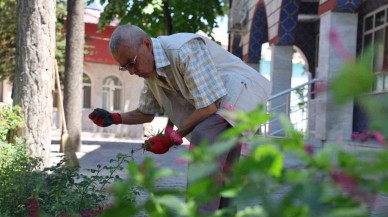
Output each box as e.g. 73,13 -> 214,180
176,103 -> 218,137
119,109 -> 155,125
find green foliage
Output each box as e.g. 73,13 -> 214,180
102,158 -> 182,217
0,0 -> 17,80
330,47 -> 375,104
101,105 -> 379,217
0,104 -> 24,142
90,0 -> 228,37
98,49 -> 388,216
0,0 -> 67,80
0,139 -> 138,216
55,0 -> 68,68
37,152 -> 138,216
295,86 -> 307,111
0,139 -> 42,216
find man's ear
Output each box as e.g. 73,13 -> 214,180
143,38 -> 153,51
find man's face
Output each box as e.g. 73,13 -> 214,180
113,38 -> 156,78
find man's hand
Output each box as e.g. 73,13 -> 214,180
144,135 -> 174,154
88,108 -> 122,127
144,128 -> 183,154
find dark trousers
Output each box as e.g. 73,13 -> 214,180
188,114 -> 241,214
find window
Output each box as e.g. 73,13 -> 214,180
363,7 -> 388,92
102,76 -> 122,111
83,73 -> 92,108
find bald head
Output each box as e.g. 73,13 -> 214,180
109,24 -> 150,56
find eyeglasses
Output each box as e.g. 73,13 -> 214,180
119,55 -> 137,71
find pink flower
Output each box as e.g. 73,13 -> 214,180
351,133 -> 359,140
303,144 -> 314,155
331,170 -> 357,190
351,132 -> 370,142
330,170 -> 370,202
359,132 -> 370,142
373,131 -> 387,146
329,28 -> 354,62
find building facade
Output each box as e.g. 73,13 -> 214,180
79,9 -> 145,139
228,0 -> 388,142
2,1 -> 387,141
0,9 -> 146,139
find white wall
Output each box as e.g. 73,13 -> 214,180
82,61 -> 145,139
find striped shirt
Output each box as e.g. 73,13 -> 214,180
138,37 -> 227,114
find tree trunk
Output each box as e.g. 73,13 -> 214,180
162,1 -> 174,129
13,0 -> 56,166
162,1 -> 173,35
63,0 -> 84,165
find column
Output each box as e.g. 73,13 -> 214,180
269,45 -> 293,136
315,12 -> 358,141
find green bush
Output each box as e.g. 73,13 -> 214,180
0,105 -> 138,216
0,104 -> 24,142
37,153 -> 139,216
0,140 -> 137,216
0,138 -> 42,216
0,105 -> 38,215
99,48 -> 388,217
102,107 -> 377,217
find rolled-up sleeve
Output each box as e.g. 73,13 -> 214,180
178,38 -> 227,109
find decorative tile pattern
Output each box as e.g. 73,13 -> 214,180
333,0 -> 362,13
247,3 -> 268,63
278,0 -> 302,45
266,0 -> 283,40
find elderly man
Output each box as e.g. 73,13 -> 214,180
89,24 -> 270,213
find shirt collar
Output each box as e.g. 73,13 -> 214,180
151,38 -> 170,71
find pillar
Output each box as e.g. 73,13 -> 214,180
315,12 -> 358,141
269,45 -> 293,136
